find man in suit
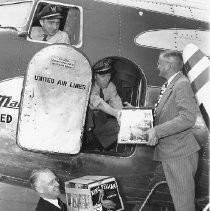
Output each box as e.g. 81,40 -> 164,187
31,4 -> 70,44
29,168 -> 67,211
145,50 -> 200,211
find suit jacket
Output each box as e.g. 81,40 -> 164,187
36,197 -> 67,211
154,72 -> 200,161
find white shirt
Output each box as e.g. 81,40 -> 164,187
31,26 -> 71,44
89,82 -> 123,110
43,198 -> 61,209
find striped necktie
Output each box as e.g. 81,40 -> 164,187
154,82 -> 168,117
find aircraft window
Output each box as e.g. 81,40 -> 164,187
0,1 -> 32,28
29,3 -> 82,46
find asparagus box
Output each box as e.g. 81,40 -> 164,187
65,175 -> 124,211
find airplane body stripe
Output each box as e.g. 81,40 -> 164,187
199,103 -> 210,129
191,67 -> 210,94
184,49 -> 204,73
187,57 -> 210,82
196,82 -> 210,110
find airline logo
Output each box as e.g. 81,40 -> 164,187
183,43 -> 210,129
0,95 -> 20,109
50,6 -> 57,13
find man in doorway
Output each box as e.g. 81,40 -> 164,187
145,50 -> 200,211
87,58 -> 123,151
29,168 -> 67,211
30,4 -> 70,44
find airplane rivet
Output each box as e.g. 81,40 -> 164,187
139,11 -> 143,16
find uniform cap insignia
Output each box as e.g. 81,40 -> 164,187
103,59 -> 112,68
50,6 -> 57,13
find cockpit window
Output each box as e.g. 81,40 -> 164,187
0,1 -> 32,28
29,2 -> 82,47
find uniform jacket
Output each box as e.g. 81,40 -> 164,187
154,72 -> 200,161
89,82 -> 123,110
36,197 -> 67,211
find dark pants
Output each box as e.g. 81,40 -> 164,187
86,109 -> 119,149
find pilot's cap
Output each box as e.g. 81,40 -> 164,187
37,5 -> 63,20
93,59 -> 114,75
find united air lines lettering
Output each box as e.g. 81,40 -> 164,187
57,80 -> 67,86
35,75 -> 55,84
69,82 -> 86,90
34,75 -> 86,90
57,80 -> 86,89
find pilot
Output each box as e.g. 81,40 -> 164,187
29,168 -> 67,211
30,4 -> 71,44
87,58 -> 123,151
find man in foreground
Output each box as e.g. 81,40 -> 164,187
31,4 -> 70,44
29,168 -> 67,211
145,50 -> 200,211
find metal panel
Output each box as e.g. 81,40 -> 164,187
0,77 -> 23,140
17,45 -> 92,154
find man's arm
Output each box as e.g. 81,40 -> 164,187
98,100 -> 120,118
90,95 -> 119,118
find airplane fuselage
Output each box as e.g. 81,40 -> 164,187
0,0 -> 209,209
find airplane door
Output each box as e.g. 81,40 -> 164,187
17,45 -> 92,154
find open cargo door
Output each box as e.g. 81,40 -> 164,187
17,45 -> 92,154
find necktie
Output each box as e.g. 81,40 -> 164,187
99,88 -> 104,99
98,88 -> 107,123
42,34 -> 48,41
154,82 -> 168,117
58,198 -> 65,211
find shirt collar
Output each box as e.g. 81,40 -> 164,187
36,27 -> 58,38
43,198 -> 60,208
167,71 -> 180,85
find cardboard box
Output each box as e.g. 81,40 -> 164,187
65,176 -> 124,211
